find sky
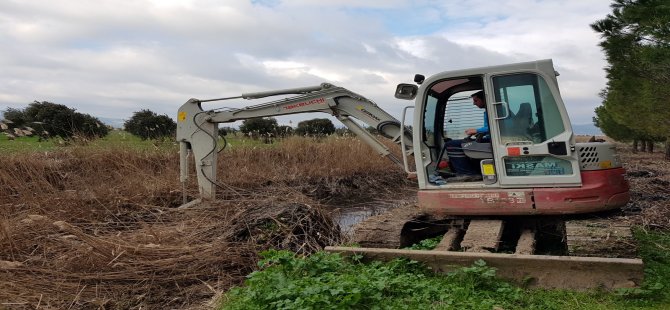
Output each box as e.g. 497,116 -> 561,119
0,0 -> 614,127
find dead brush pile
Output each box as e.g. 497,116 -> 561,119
0,136 -> 412,309
618,146 -> 670,230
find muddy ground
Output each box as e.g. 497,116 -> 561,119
0,140 -> 668,309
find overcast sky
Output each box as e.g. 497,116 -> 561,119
0,0 -> 613,126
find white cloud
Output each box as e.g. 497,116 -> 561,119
0,0 -> 611,125
394,38 -> 430,59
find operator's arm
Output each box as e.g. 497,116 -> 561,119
465,111 -> 489,136
476,111 -> 489,133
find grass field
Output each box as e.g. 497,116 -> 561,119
0,129 -> 276,153
0,132 -> 668,309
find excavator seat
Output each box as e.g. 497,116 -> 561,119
461,103 -> 533,160
510,102 -> 533,135
462,141 -> 493,159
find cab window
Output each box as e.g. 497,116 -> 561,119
492,73 -> 565,144
423,95 -> 438,147
443,92 -> 484,139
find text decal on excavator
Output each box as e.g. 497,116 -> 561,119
356,105 -> 381,122
448,192 -> 527,204
283,97 -> 325,110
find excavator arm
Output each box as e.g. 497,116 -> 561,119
176,83 -> 413,201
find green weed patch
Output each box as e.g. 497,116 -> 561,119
220,230 -> 670,310
221,250 -> 524,309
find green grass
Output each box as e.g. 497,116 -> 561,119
219,230 -> 670,310
0,133 -> 57,153
0,130 -> 277,153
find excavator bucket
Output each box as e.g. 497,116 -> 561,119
324,246 -> 643,290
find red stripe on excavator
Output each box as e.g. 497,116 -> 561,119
417,168 -> 629,216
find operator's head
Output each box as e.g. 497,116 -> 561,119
471,90 -> 486,109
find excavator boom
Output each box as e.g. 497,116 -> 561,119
177,83 -> 412,200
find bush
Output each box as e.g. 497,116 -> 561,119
3,101 -> 108,139
295,118 -> 335,137
2,108 -> 28,127
239,118 -> 278,137
276,125 -> 293,138
124,109 -> 177,140
219,126 -> 238,137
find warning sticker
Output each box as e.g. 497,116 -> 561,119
482,163 -> 495,175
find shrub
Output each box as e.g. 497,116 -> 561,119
3,101 -> 108,139
239,118 -> 278,137
295,118 -> 335,137
124,109 -> 176,140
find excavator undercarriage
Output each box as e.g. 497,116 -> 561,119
326,207 -> 642,290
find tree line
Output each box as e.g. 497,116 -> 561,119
230,117 -> 337,138
591,0 -> 670,158
1,101 -> 351,142
0,103 -> 177,141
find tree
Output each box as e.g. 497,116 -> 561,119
276,125 -> 293,138
295,118 -> 335,136
591,0 -> 670,158
593,105 -> 662,152
593,106 -> 634,142
219,126 -> 238,137
239,117 -> 278,137
124,109 -> 176,140
72,112 -> 110,138
4,101 -> 108,139
2,108 -> 27,127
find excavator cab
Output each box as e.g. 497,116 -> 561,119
406,60 -> 582,191
393,60 -> 628,216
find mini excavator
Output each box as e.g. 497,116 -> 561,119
177,59 -> 643,290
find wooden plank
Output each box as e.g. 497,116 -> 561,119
325,246 -> 644,291
515,229 -> 536,255
461,220 -> 504,252
433,229 -> 461,251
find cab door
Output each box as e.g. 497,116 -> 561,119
487,67 -> 582,187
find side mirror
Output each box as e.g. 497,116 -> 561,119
414,74 -> 425,85
395,84 -> 418,100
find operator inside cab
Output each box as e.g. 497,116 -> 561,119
443,90 -> 488,181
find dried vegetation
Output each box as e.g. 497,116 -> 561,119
618,145 -> 670,230
0,137 -> 667,309
0,137 -> 413,309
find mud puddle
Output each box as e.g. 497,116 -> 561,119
328,195 -> 417,233
334,206 -> 390,232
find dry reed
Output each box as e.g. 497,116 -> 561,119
0,136 -> 412,309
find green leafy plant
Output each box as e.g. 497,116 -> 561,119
406,236 -> 443,250
220,250 -> 522,310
